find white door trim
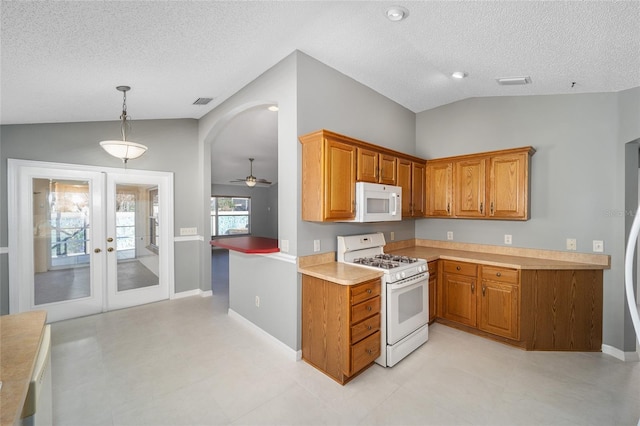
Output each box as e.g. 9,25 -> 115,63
8,159 -> 175,319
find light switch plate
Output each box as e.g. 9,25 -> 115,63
447,231 -> 453,241
180,227 -> 197,236
281,239 -> 289,253
313,240 -> 320,252
504,234 -> 512,245
566,238 -> 577,251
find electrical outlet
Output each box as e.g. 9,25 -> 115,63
390,232 -> 395,241
179,227 -> 197,236
281,239 -> 289,253
255,296 -> 260,307
593,240 -> 604,252
447,231 -> 453,241
313,240 -> 320,252
504,234 -> 512,245
566,238 -> 577,251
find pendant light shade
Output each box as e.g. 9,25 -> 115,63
100,86 -> 148,164
99,140 -> 148,161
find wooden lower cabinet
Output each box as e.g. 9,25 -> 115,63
479,266 -> 520,340
436,261 -> 603,351
301,275 -> 381,384
442,261 -> 478,327
428,261 -> 437,323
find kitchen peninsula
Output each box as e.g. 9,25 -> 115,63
211,236 -> 279,254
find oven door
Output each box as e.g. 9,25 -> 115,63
386,272 -> 429,345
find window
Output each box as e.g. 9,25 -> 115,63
211,196 -> 250,237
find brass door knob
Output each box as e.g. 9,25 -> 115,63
94,248 -> 102,253
107,247 -> 114,252
107,237 -> 114,243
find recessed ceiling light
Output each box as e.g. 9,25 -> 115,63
496,76 -> 532,85
385,6 -> 409,22
267,105 -> 279,112
451,71 -> 468,79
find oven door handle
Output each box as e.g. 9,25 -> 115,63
389,273 -> 427,291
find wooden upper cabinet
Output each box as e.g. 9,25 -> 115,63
454,158 -> 486,218
426,146 -> 535,221
300,132 -> 356,221
397,159 -> 412,217
356,147 -> 379,183
412,161 -> 426,217
379,154 -> 397,185
300,129 -> 426,222
356,148 -> 397,185
489,151 -> 530,219
426,160 -> 453,217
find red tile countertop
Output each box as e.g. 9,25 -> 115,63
210,236 -> 280,254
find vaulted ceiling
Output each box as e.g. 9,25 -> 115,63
2,1 -> 639,184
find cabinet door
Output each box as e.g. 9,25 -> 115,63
356,147 -> 379,183
426,161 -> 453,217
379,154 -> 397,185
412,161 -> 426,217
443,273 -> 477,327
324,139 -> 356,220
488,152 -> 528,219
454,158 -> 486,217
397,158 -> 412,217
478,280 -> 519,340
428,272 -> 437,323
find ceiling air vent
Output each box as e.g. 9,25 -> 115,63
193,97 -> 213,105
496,76 -> 532,86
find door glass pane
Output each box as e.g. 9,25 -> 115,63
33,178 -> 91,305
116,184 -> 159,292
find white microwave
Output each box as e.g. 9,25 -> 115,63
348,182 -> 402,222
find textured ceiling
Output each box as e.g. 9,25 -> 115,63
2,1 -> 639,184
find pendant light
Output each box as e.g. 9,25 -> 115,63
100,86 -> 148,164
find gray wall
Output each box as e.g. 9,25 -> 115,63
210,183 -> 278,239
0,118 -> 200,313
296,52 -> 418,257
415,89 -> 640,353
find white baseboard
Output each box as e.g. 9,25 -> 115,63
172,288 -> 212,299
228,309 -> 301,361
602,344 -> 640,362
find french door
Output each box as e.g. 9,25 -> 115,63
8,160 -> 174,322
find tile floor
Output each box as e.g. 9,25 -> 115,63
52,284 -> 640,425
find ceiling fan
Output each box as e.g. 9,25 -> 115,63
230,158 -> 272,187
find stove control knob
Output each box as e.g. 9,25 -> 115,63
401,271 -> 406,278
395,273 -> 401,281
420,265 -> 426,272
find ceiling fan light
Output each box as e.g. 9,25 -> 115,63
245,177 -> 257,187
100,140 -> 148,163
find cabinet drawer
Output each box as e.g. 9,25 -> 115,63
443,260 -> 477,277
351,314 -> 380,344
481,266 -> 518,284
350,331 -> 380,374
351,280 -> 381,305
351,296 -> 380,324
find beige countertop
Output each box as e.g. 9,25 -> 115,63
387,246 -> 608,270
298,240 -> 609,285
298,261 -> 383,285
0,310 -> 47,426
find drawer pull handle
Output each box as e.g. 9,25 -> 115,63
367,349 -> 373,355
456,266 -> 461,271
471,283 -> 475,294
496,272 -> 502,277
482,285 -> 486,296
366,289 -> 372,294
480,202 -> 483,214
367,325 -> 372,330
366,306 -> 372,311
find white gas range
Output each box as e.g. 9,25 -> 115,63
337,232 -> 429,367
